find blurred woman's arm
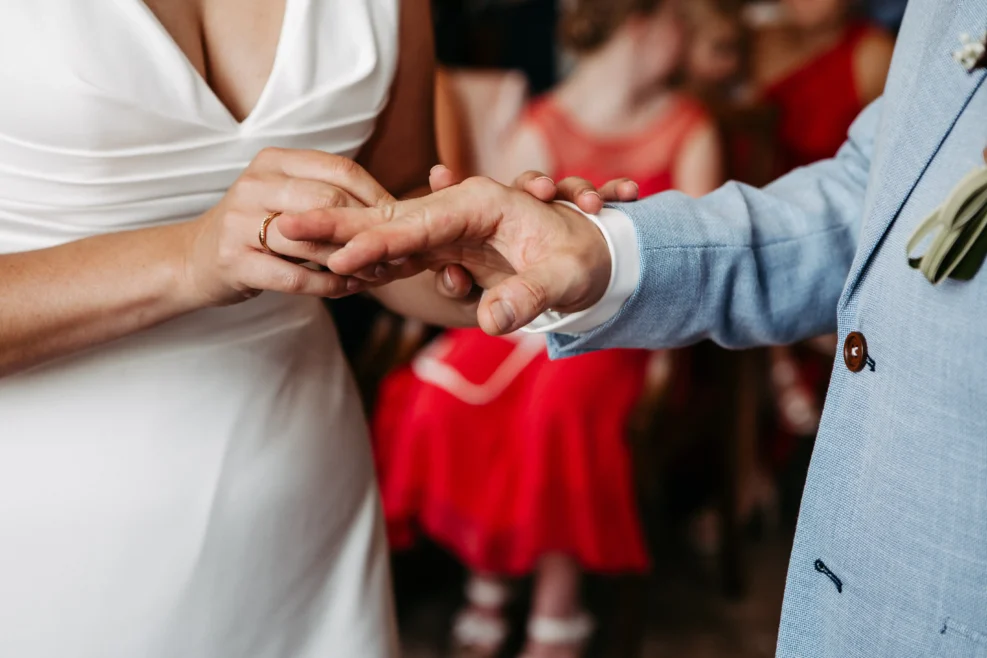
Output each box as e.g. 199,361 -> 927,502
435,67 -> 475,177
672,119 -> 725,198
853,29 -> 895,105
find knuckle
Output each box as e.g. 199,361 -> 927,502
330,155 -> 358,176
279,269 -> 306,294
516,276 -> 548,310
461,175 -> 492,191
317,274 -> 346,298
320,188 -> 344,208
233,173 -> 265,200
216,240 -> 240,266
462,176 -> 503,202
254,146 -> 283,167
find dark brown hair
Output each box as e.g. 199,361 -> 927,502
559,0 -> 666,53
682,0 -> 744,27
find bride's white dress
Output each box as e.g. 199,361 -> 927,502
0,1 -> 400,656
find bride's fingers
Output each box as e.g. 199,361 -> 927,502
555,177 -> 604,214
242,252 -> 353,298
269,148 -> 396,208
436,264 -> 475,299
512,170 -> 558,202
429,164 -> 462,192
270,183 -> 365,263
598,178 -> 640,202
266,227 -> 343,265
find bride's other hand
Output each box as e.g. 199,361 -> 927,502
182,147 -> 409,306
428,164 -> 640,209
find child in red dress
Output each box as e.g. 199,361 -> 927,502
375,1 -> 722,655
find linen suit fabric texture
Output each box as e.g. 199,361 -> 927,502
549,0 -> 987,656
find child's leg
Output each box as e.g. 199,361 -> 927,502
521,554 -> 593,658
452,573 -> 512,657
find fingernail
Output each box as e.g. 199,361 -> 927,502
430,164 -> 446,175
490,301 -> 516,333
443,268 -> 455,290
534,176 -> 554,184
389,257 -> 409,266
582,190 -> 602,200
346,278 -> 363,292
374,264 -> 388,279
628,181 -> 640,197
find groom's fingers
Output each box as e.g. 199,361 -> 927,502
327,182 -> 503,274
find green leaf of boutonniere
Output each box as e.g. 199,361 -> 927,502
907,166 -> 987,284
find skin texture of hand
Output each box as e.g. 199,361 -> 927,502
422,166 -> 639,301
181,147 -> 405,306
277,171 -> 640,336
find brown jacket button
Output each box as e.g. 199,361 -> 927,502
843,332 -> 868,373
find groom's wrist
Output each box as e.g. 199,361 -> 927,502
524,202 -> 640,335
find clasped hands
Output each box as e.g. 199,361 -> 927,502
282,160 -> 638,334
185,147 -> 636,334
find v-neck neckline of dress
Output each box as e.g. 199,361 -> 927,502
116,0 -> 302,131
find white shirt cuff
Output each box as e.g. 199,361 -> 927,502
523,201 -> 640,335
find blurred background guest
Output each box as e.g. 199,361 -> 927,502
335,1 -> 902,655
373,1 -> 723,656
750,0 -> 893,511
752,0 -> 894,174
681,0 -> 748,106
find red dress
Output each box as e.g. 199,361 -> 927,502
762,22 -> 876,172
759,22 -> 879,459
373,95 -> 711,575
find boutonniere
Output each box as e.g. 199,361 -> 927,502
907,151 -> 987,284
953,32 -> 987,73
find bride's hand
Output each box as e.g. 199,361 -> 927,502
180,147 -> 407,306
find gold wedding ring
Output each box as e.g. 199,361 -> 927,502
258,211 -> 282,254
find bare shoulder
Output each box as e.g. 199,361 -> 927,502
856,26 -> 896,61
853,26 -> 896,104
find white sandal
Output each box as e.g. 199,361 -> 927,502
451,577 -> 512,656
519,612 -> 595,657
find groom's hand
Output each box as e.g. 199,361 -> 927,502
423,165 -> 639,306
280,176 -> 624,335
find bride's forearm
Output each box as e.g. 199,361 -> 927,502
369,272 -> 478,327
0,223 -> 200,378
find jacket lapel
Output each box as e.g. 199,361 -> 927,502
841,1 -> 987,301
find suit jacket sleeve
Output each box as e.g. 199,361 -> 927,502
548,97 -> 883,357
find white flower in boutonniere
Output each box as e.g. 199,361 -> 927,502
952,32 -> 987,73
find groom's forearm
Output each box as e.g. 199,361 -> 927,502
548,98 -> 883,356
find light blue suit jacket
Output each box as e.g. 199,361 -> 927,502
550,1 -> 987,656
